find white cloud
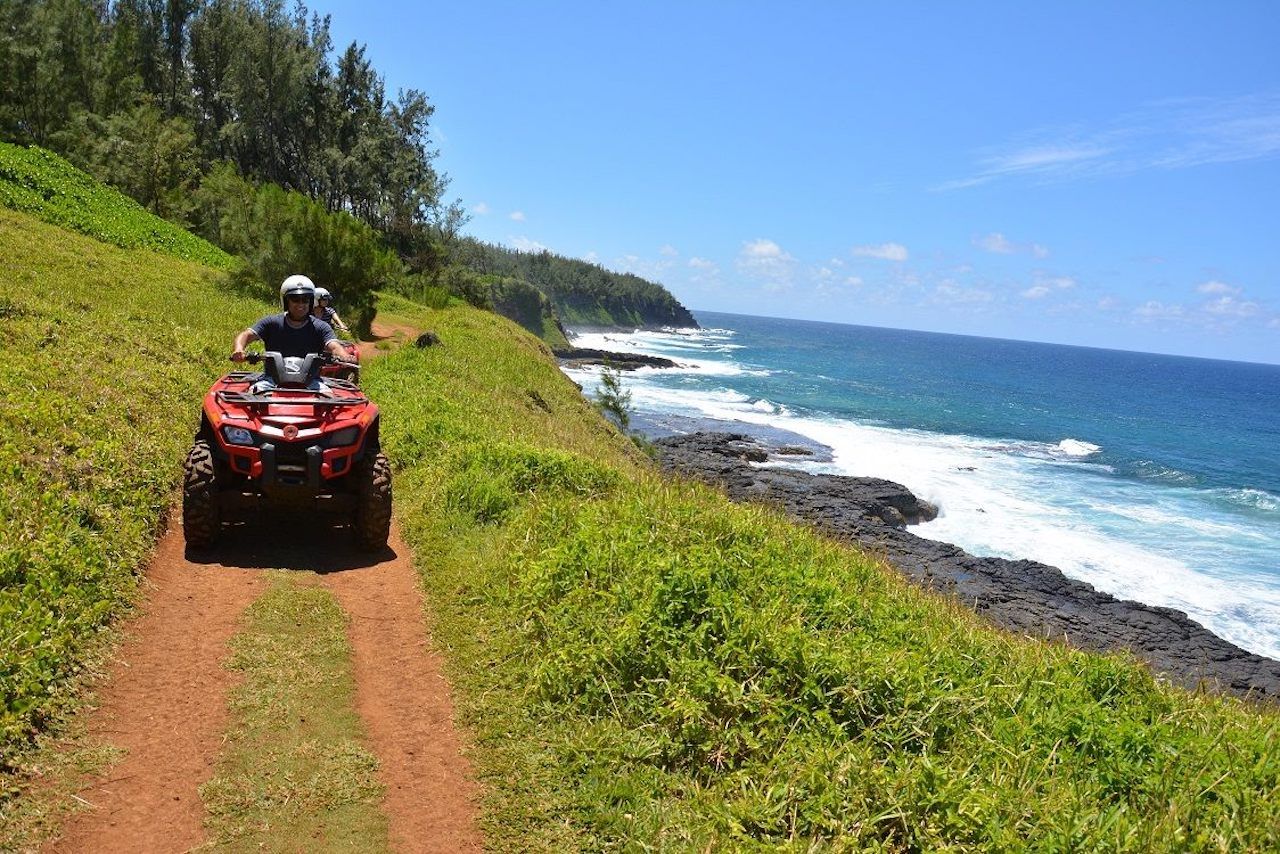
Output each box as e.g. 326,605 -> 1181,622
737,238 -> 796,286
509,236 -> 547,253
933,281 -> 993,304
1197,280 -> 1240,295
976,232 -> 1016,254
613,249 -> 680,283
1134,300 -> 1185,320
581,251 -> 598,263
940,91 -> 1280,190
1097,296 -> 1120,310
509,210 -> 526,222
742,238 -> 789,261
845,275 -> 864,287
659,244 -> 679,257
1203,296 -> 1259,317
687,256 -> 721,285
975,232 -> 1051,258
991,144 -> 1113,173
853,242 -> 909,262
472,202 -> 491,215
1021,273 -> 1075,299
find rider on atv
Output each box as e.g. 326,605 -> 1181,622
185,273 -> 389,551
232,275 -> 348,364
313,287 -> 351,334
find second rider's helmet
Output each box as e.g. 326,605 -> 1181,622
314,287 -> 332,304
280,274 -> 316,311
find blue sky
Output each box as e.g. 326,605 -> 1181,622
317,1 -> 1279,364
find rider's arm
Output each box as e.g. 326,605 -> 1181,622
325,338 -> 348,359
231,328 -> 261,362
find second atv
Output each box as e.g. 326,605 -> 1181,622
182,350 -> 391,550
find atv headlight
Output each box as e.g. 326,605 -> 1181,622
222,425 -> 256,446
329,426 -> 360,447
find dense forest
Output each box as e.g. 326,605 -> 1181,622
0,0 -> 693,335
0,0 -> 457,247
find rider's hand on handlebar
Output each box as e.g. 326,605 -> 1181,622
230,349 -> 246,363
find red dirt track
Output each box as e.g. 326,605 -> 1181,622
45,516 -> 482,852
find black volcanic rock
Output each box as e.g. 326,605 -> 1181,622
553,347 -> 678,371
656,432 -> 938,527
654,431 -> 1280,701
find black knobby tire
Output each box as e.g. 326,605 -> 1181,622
183,438 -> 221,548
353,451 -> 392,551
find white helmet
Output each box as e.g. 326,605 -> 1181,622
314,287 -> 332,303
279,274 -> 316,310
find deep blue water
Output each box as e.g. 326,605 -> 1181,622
565,311 -> 1280,658
694,311 -> 1280,501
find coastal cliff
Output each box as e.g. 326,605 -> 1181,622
655,432 -> 1280,700
457,237 -> 698,334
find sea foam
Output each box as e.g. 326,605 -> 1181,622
1057,438 -> 1101,457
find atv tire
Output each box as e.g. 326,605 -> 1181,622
353,451 -> 392,551
183,438 -> 221,548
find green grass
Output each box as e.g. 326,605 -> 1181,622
0,733 -> 122,851
200,575 -> 388,851
0,207 -> 265,782
365,302 -> 1280,852
0,142 -> 232,268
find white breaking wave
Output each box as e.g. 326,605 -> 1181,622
1058,438 -> 1102,457
1217,487 -> 1280,514
569,327 -> 740,355
566,328 -> 767,378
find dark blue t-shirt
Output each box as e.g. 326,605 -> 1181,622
251,314 -> 336,358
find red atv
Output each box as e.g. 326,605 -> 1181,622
322,339 -> 361,383
182,351 -> 391,550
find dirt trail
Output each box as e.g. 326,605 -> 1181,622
46,515 -> 482,852
321,522 -> 483,853
46,520 -> 267,852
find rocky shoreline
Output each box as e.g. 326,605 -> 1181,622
654,431 -> 1280,701
553,346 -> 678,371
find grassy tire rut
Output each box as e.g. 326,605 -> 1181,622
200,575 -> 389,852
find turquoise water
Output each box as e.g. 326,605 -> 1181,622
564,311 -> 1280,659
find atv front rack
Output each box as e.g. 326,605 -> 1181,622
215,389 -> 368,407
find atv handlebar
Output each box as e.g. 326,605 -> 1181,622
234,351 -> 358,369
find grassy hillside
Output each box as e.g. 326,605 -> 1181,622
0,207 -> 262,782
1,151 -> 1277,850
367,303 -> 1279,851
0,142 -> 232,269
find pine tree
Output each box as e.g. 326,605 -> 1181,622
595,363 -> 632,431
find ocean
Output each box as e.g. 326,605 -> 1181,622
562,310 -> 1280,660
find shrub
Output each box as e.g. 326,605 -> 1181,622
194,165 -> 401,336
594,364 -> 632,431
